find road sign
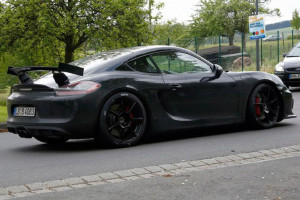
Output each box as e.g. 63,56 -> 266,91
249,15 -> 266,40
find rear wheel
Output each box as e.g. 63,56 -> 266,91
96,92 -> 147,147
34,136 -> 68,144
247,84 -> 280,129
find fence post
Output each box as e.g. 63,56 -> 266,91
218,35 -> 222,65
277,31 -> 280,63
282,32 -> 285,52
242,34 -> 244,71
167,38 -> 170,45
195,37 -> 198,54
292,30 -> 294,46
261,38 -> 263,67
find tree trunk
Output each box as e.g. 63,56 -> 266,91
64,43 -> 74,63
229,35 -> 234,46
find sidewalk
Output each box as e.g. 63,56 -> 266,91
18,156 -> 300,200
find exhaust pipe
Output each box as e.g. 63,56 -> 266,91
16,127 -> 32,138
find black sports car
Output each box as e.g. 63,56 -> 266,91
7,46 -> 296,147
275,42 -> 300,88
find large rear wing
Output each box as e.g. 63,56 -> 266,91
7,63 -> 84,86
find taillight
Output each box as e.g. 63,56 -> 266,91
55,81 -> 101,96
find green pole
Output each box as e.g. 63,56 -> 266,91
282,32 -> 285,50
219,35 -> 222,65
261,38 -> 263,67
167,38 -> 170,46
241,34 -> 244,71
195,37 -> 198,54
292,30 -> 294,46
277,31 -> 280,63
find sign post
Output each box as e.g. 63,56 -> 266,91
249,15 -> 266,71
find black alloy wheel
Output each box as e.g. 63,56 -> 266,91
247,84 -> 280,129
34,136 -> 69,145
97,92 -> 147,147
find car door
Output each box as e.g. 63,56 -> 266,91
151,51 -> 240,120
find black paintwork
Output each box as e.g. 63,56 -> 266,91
6,45 -> 296,139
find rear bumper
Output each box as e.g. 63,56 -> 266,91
6,91 -> 101,139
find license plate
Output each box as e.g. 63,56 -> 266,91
289,74 -> 300,79
14,107 -> 35,117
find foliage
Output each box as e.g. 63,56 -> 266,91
190,0 -> 280,46
153,21 -> 191,45
291,9 -> 300,30
287,35 -> 300,40
0,0 -> 159,63
0,106 -> 7,123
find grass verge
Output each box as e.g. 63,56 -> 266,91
0,106 -> 7,123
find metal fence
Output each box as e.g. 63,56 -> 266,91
153,29 -> 300,73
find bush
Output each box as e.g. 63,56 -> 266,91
287,35 -> 300,40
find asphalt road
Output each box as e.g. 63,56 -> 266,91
1,88 -> 300,188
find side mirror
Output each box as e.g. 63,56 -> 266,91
282,53 -> 287,57
214,64 -> 223,78
200,64 -> 223,83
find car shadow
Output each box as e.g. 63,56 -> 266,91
11,122 -> 294,153
142,122 -> 293,145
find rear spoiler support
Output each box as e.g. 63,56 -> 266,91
7,63 -> 84,86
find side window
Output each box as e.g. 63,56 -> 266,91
151,51 -> 212,74
115,64 -> 133,71
127,56 -> 159,73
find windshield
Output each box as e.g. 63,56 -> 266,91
287,44 -> 300,57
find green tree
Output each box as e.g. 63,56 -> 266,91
190,0 -> 280,47
0,0 -> 157,63
154,20 -> 190,45
291,9 -> 300,31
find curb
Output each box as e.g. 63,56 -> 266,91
0,123 -> 7,131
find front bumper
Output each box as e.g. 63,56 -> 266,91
281,87 -> 296,120
6,90 -> 100,139
275,71 -> 300,86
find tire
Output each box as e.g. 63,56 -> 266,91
96,92 -> 147,147
247,83 -> 280,129
34,136 -> 68,145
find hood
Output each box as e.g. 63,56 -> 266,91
282,57 -> 300,69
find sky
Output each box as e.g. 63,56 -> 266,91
158,0 -> 300,25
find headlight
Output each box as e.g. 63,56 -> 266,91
55,81 -> 101,96
275,63 -> 284,72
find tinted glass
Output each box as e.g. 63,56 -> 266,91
127,56 -> 159,73
151,52 -> 212,74
115,65 -> 133,71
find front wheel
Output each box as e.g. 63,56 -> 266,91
96,92 -> 147,147
247,84 -> 280,129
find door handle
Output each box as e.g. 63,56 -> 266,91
169,83 -> 182,90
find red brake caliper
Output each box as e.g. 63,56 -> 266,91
255,96 -> 261,116
125,107 -> 134,124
